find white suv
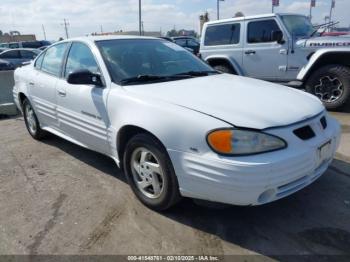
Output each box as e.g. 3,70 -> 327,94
200,13 -> 350,110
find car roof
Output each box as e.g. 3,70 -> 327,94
58,35 -> 159,45
205,13 -> 303,25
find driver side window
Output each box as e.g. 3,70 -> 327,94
64,42 -> 100,78
248,19 -> 280,43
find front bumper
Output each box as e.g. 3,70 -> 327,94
168,113 -> 341,206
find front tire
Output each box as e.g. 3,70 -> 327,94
213,64 -> 235,74
305,65 -> 350,110
22,99 -> 46,140
123,134 -> 181,211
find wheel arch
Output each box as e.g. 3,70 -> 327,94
116,125 -> 167,169
205,56 -> 242,75
18,92 -> 27,106
298,50 -> 350,82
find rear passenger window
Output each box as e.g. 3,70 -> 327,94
204,23 -> 240,46
0,50 -> 21,59
9,43 -> 19,48
248,20 -> 280,43
20,50 -> 37,59
41,43 -> 68,77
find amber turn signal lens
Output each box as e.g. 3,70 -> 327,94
207,130 -> 233,154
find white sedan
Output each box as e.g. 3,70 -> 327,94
13,36 -> 341,210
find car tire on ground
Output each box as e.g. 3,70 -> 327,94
213,64 -> 235,74
123,133 -> 181,211
22,98 -> 46,140
305,65 -> 350,110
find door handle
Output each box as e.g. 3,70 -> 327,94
57,90 -> 66,97
279,49 -> 288,55
245,50 -> 256,55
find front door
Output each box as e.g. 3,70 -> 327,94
243,18 -> 288,81
56,42 -> 110,155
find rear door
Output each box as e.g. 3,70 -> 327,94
56,42 -> 110,155
202,22 -> 243,70
29,43 -> 69,128
243,18 -> 288,81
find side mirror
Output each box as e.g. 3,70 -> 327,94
271,30 -> 285,44
67,69 -> 104,87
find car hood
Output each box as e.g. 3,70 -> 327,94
296,36 -> 350,49
123,74 -> 324,129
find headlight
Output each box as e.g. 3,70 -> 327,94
207,129 -> 287,156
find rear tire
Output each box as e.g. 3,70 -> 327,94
305,65 -> 350,110
213,64 -> 235,74
22,98 -> 46,140
123,133 -> 181,211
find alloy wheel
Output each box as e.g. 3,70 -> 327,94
25,103 -> 37,135
130,147 -> 165,199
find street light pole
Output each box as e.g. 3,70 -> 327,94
138,0 -> 142,35
61,18 -> 69,39
328,0 -> 335,32
309,7 -> 312,22
42,24 -> 47,40
217,0 -> 224,20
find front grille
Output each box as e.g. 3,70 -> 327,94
293,126 -> 315,140
320,116 -> 328,129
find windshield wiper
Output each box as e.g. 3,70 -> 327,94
120,75 -> 167,85
120,71 -> 219,85
310,21 -> 340,37
119,74 -> 191,85
174,70 -> 219,76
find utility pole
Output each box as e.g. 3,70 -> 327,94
61,18 -> 70,39
42,24 -> 47,40
329,0 -> 335,32
100,25 -> 103,34
217,0 -> 224,20
309,0 -> 315,22
139,0 -> 142,36
141,21 -> 144,36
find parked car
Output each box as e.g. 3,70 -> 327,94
159,37 -> 174,42
13,36 -> 341,210
200,13 -> 350,110
0,59 -> 15,71
0,47 -> 9,53
172,36 -> 200,55
0,48 -> 41,68
0,40 -> 51,49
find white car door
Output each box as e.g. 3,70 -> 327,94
29,43 -> 69,129
56,42 -> 111,155
243,18 -> 288,81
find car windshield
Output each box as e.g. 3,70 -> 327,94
280,15 -> 315,38
96,39 -> 216,85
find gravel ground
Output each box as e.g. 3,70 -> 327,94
0,113 -> 349,260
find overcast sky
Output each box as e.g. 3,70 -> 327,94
0,0 -> 349,40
